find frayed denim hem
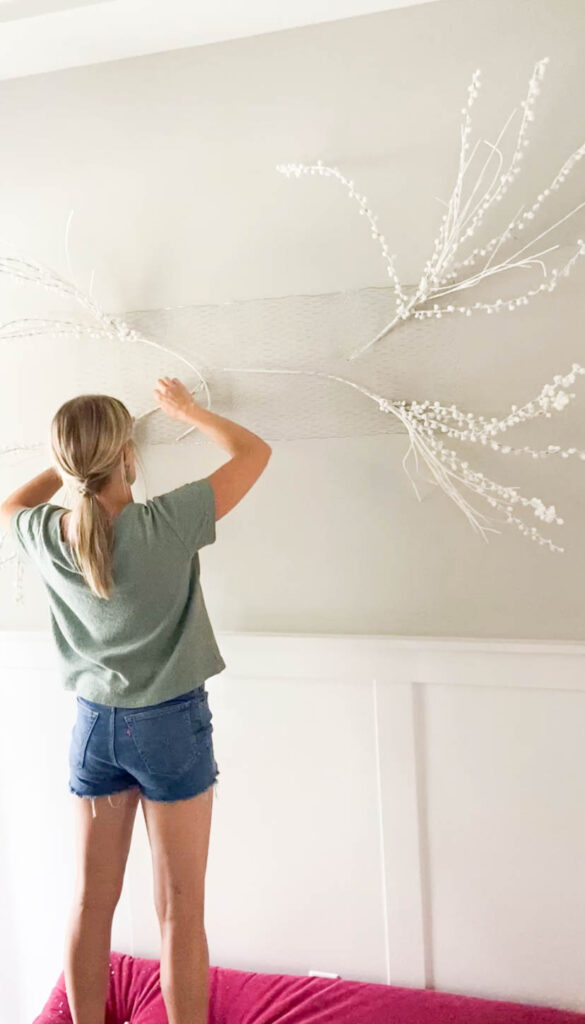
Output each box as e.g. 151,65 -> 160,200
139,772 -> 220,806
68,783 -> 141,818
68,774 -> 219,819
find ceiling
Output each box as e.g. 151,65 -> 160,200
0,0 -> 440,81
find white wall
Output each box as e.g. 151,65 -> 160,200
2,631 -> 584,1022
1,0 -> 585,638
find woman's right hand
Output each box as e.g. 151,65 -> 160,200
153,377 -> 200,423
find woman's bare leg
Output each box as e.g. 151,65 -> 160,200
64,788 -> 140,1024
140,784 -> 215,1024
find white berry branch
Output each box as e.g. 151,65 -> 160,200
220,360 -> 585,553
276,58 -> 585,360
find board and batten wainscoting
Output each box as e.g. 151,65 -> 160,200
1,630 -> 584,1021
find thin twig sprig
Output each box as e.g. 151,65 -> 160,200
221,359 -> 585,553
0,245 -> 213,446
276,58 -> 585,361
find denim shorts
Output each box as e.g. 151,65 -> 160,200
69,686 -> 219,818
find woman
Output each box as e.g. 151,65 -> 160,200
0,376 -> 272,1024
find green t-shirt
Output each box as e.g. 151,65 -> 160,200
10,478 -> 226,707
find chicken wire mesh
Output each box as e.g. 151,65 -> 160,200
115,284 -> 446,445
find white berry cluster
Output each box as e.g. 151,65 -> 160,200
373,361 -> 585,552
277,58 -> 585,361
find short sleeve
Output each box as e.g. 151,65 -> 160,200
147,478 -> 216,554
9,504 -> 46,561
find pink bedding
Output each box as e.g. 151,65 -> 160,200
33,949 -> 585,1023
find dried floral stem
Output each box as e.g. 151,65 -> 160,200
221,360 -> 585,553
276,57 -> 585,361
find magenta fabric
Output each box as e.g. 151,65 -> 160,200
33,949 -> 585,1024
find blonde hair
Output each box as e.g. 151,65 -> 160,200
50,394 -> 143,601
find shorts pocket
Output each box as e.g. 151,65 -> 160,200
70,706 -> 99,769
124,702 -> 200,777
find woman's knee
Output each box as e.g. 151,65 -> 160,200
155,892 -> 206,929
